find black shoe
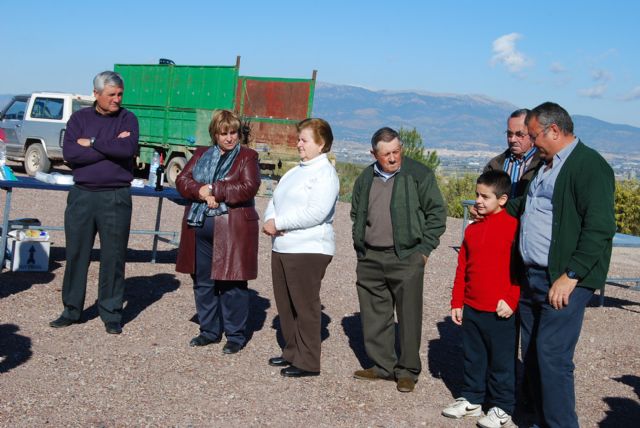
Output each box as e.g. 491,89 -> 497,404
222,341 -> 243,354
105,322 -> 122,335
189,334 -> 220,347
49,315 -> 77,328
268,356 -> 291,367
280,365 -> 320,378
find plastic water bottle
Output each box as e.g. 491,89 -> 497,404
148,151 -> 160,187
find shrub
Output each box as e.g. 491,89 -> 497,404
438,174 -> 478,218
615,179 -> 640,235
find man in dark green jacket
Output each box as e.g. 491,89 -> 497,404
350,127 -> 446,393
506,102 -> 616,428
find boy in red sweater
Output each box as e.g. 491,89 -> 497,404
442,170 -> 519,428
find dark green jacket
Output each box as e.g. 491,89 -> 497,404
350,157 -> 447,259
507,141 -> 616,290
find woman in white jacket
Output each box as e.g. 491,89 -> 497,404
262,118 -> 339,377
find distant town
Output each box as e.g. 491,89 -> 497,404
333,140 -> 640,180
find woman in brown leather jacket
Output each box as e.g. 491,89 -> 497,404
175,110 -> 260,354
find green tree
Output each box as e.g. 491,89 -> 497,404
398,127 -> 440,170
615,179 -> 640,235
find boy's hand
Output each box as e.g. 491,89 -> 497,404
451,308 -> 463,325
496,299 -> 514,318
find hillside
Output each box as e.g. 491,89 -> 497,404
313,82 -> 640,155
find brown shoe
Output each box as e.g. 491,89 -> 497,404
353,367 -> 393,381
396,377 -> 415,393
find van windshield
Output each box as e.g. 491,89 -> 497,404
72,99 -> 94,113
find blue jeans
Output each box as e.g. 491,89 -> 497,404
520,266 -> 594,428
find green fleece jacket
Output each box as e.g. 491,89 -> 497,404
507,141 -> 616,290
350,157 -> 447,259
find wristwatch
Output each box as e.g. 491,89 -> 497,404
89,137 -> 96,147
565,268 -> 580,281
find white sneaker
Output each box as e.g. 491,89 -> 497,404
441,397 -> 482,419
477,406 -> 513,428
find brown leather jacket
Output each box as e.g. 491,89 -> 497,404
175,145 -> 260,280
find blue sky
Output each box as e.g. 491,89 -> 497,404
3,0 -> 640,127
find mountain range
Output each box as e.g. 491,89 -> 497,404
4,84 -> 640,155
312,82 -> 640,155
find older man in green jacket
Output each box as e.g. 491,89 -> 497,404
507,102 -> 616,428
350,127 -> 447,393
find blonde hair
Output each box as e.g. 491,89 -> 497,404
208,110 -> 242,143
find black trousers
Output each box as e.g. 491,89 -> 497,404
61,186 -> 132,323
271,251 -> 332,372
193,215 -> 248,345
461,304 -> 517,415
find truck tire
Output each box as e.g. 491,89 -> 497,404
166,156 -> 186,187
24,143 -> 51,176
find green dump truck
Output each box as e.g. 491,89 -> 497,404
115,57 -> 316,185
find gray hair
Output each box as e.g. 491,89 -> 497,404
525,102 -> 574,135
370,127 -> 402,151
93,71 -> 124,92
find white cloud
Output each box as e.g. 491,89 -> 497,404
622,86 -> 640,101
491,33 -> 532,73
549,62 -> 566,73
579,85 -> 607,98
592,69 -> 612,82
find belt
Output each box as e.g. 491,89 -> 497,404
365,243 -> 395,251
525,264 -> 548,270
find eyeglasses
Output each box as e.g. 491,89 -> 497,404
529,126 -> 549,143
505,131 -> 528,139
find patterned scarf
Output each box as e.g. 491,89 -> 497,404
186,143 -> 241,227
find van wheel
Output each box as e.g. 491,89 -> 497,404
24,143 -> 51,176
166,156 -> 186,187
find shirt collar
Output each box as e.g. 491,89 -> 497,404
373,162 -> 400,181
508,146 -> 537,163
551,137 -> 579,166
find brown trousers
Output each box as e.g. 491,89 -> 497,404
271,251 -> 332,372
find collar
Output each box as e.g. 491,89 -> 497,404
300,153 -> 328,167
508,146 -> 537,163
546,137 -> 578,168
373,162 -> 400,182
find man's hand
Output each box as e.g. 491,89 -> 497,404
496,299 -> 514,318
77,138 -> 91,147
117,131 -> 131,138
451,308 -> 463,325
548,273 -> 578,309
468,204 -> 485,220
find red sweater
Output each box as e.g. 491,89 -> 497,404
451,209 -> 520,312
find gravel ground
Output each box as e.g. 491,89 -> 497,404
1,169 -> 639,427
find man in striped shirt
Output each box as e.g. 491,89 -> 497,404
485,109 -> 543,197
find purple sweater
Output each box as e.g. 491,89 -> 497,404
63,106 -> 139,189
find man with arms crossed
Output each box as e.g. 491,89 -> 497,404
49,71 -> 139,335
